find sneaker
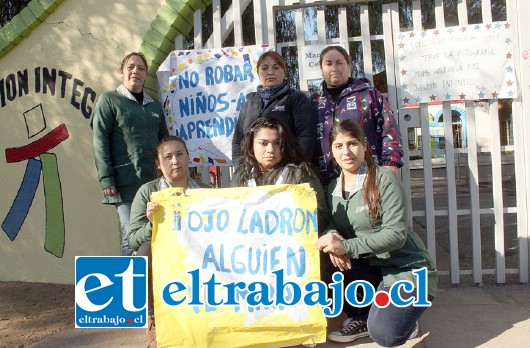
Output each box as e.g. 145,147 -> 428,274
408,321 -> 419,340
328,318 -> 370,343
146,315 -> 157,348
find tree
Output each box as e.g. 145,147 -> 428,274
0,0 -> 30,28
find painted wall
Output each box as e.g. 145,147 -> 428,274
0,0 -> 207,284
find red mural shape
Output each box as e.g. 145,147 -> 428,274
5,124 -> 69,163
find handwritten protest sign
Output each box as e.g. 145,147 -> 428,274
397,21 -> 517,105
157,46 -> 270,166
150,184 -> 326,347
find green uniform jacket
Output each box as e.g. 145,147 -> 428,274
231,163 -> 330,234
92,85 -> 169,203
128,177 -> 209,251
326,167 -> 438,296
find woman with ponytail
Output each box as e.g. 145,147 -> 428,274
316,119 -> 437,347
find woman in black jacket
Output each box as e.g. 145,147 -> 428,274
231,51 -> 316,170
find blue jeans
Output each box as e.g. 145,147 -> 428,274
323,258 -> 433,347
115,202 -> 133,256
367,282 -> 433,347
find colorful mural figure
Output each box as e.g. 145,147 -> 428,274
2,104 -> 69,257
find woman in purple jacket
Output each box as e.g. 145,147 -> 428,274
312,45 -> 404,186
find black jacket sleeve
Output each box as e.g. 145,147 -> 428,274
289,91 -> 317,161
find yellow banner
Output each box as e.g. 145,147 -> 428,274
151,184 -> 326,347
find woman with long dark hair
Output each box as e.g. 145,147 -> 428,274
316,119 -> 437,346
232,117 -> 328,234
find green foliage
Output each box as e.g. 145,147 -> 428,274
0,0 -> 31,28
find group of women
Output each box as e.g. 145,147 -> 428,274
228,46 -> 436,347
94,46 -> 437,348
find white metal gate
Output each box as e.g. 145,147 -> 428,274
172,0 -> 529,285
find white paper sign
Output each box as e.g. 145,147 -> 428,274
157,46 -> 270,166
300,44 -> 347,80
397,21 -> 517,105
300,45 -> 326,80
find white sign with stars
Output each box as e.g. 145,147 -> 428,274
397,21 -> 517,105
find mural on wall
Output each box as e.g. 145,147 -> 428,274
0,0 -> 207,283
1,67 -> 96,258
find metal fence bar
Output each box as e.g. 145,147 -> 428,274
382,3 -> 399,118
254,0 -> 265,44
360,5 -> 374,81
511,0 -> 530,284
193,10 -> 202,48
457,0 -> 469,24
338,7 -> 348,45
317,8 -> 326,45
482,0 -> 493,23
465,101 -> 483,284
233,0 -> 243,46
265,1 -> 276,45
409,0 -> 438,266
434,0 -> 445,28
420,103 -> 437,267
412,0 -> 422,27
212,0 -> 222,47
393,2 -> 416,225
489,100 -> 506,283
442,101 -> 460,284
295,11 -> 308,92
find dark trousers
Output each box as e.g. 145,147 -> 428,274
321,257 -> 382,321
368,282 -> 433,347
322,257 -> 434,347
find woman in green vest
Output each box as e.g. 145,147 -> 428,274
92,52 -> 169,256
316,119 -> 437,346
128,136 -> 208,347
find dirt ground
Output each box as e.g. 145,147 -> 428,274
0,281 -> 74,347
